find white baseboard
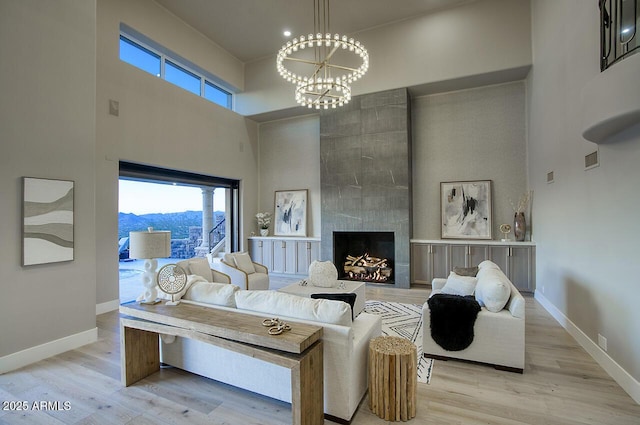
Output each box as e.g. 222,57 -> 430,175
535,290 -> 640,404
0,328 -> 98,374
96,299 -> 120,315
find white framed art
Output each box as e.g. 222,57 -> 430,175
22,177 -> 75,266
274,189 -> 307,237
441,180 -> 492,240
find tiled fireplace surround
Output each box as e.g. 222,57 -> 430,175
320,88 -> 412,288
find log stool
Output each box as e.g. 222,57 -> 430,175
368,335 -> 417,421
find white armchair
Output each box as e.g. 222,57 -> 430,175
211,252 -> 269,290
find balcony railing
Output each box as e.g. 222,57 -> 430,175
208,218 -> 226,252
600,0 -> 639,71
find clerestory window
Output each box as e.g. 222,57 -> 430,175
119,26 -> 233,110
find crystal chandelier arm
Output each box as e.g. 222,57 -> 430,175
282,57 -> 323,66
323,63 -> 360,73
306,90 -> 345,100
321,44 -> 340,62
282,57 -> 360,73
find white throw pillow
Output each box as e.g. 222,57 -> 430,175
187,258 -> 213,281
441,271 -> 478,296
183,281 -> 239,307
223,253 -> 235,266
475,269 -> 511,312
235,290 -> 352,326
233,252 -> 256,274
308,260 -> 338,288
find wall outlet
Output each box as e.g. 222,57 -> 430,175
109,99 -> 119,116
598,334 -> 607,352
541,285 -> 545,294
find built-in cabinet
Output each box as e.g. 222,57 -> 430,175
410,240 -> 536,292
248,237 -> 321,276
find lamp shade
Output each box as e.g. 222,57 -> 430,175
129,228 -> 171,259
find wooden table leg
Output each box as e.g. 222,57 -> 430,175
120,323 -> 160,386
291,340 -> 324,425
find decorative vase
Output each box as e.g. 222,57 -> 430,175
514,212 -> 526,241
260,228 -> 269,237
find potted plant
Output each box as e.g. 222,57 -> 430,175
256,212 -> 272,236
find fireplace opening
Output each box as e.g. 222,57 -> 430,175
333,231 -> 394,284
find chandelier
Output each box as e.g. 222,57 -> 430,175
276,0 -> 369,109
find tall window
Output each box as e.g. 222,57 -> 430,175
118,28 -> 234,110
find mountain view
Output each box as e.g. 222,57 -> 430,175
118,211 -> 224,239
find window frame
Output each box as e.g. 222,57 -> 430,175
119,30 -> 234,110
119,161 -> 240,253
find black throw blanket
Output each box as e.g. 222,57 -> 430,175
428,293 -> 481,351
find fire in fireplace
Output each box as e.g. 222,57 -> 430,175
344,252 -> 392,282
333,231 -> 395,284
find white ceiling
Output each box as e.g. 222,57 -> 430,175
154,0 -> 473,63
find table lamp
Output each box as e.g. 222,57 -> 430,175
129,227 -> 171,304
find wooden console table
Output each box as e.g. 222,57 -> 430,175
119,301 -> 324,425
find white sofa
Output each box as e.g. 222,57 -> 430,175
422,260 -> 526,373
160,287 -> 382,423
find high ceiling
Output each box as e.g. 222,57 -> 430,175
154,0 -> 473,63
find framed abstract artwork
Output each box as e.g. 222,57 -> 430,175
274,189 -> 307,237
22,177 -> 74,266
441,180 -> 492,240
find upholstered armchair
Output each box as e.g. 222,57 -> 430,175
211,252 -> 269,290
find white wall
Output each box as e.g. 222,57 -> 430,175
412,82 -> 528,240
95,0 -> 260,305
0,0 -> 97,363
257,116 -> 321,237
528,0 -> 640,396
237,0 -> 532,117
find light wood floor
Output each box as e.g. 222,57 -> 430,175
1,282 -> 639,424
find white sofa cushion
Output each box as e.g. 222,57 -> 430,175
475,268 -> 511,313
441,271 -> 478,296
183,281 -> 239,307
235,290 -> 352,326
308,260 -> 338,288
